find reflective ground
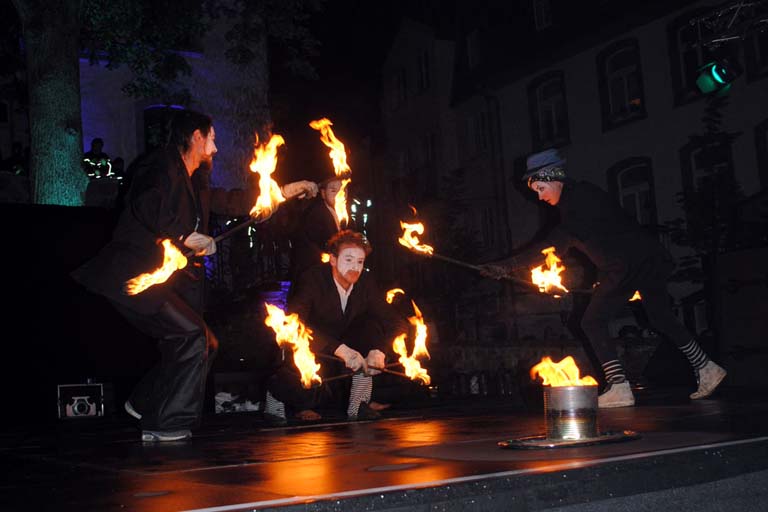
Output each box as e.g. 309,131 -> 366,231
1,387 -> 767,512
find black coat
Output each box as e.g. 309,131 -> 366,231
72,147 -> 252,314
520,180 -> 670,280
289,197 -> 339,281
287,265 -> 408,355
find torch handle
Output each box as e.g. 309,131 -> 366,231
430,252 -> 535,287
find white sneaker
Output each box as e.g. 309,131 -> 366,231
690,361 -> 727,399
598,382 -> 635,408
141,429 -> 191,442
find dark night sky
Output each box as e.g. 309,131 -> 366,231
270,0 -> 407,184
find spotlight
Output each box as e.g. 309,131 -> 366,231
695,60 -> 740,95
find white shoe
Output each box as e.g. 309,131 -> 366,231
598,382 -> 635,408
141,429 -> 191,442
690,361 -> 727,399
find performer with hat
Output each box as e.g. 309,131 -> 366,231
479,148 -> 727,408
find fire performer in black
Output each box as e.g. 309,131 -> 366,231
289,176 -> 344,290
479,148 -> 727,408
72,109 -> 317,441
265,230 -> 409,424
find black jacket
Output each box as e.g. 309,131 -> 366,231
518,180 -> 670,278
72,147 -> 252,313
289,197 -> 339,282
287,265 -> 408,354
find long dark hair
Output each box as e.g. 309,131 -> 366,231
167,109 -> 212,152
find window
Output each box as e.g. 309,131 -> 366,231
422,131 -> 439,193
474,111 -> 490,153
745,29 -> 768,81
667,10 -> 715,105
680,137 -> 735,194
388,68 -> 407,111
754,119 -> 768,190
466,30 -> 480,70
416,50 -> 431,93
597,39 -> 646,130
481,207 -> 497,248
607,157 -> 657,226
527,71 -> 570,150
533,0 -> 552,31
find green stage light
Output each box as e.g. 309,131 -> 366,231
696,61 -> 738,94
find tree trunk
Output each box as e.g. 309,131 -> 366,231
13,0 -> 87,205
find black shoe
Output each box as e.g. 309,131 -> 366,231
263,412 -> 288,427
349,401 -> 381,421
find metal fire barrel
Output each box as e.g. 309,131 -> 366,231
543,385 -> 599,440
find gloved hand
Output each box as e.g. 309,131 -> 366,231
365,349 -> 386,376
281,180 -> 319,199
184,231 -> 217,256
334,344 -> 367,372
478,264 -> 508,280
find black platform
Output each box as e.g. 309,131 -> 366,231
1,387 -> 767,512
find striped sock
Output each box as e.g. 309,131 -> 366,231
265,391 -> 286,419
679,338 -> 709,370
602,360 -> 627,385
348,374 -> 372,417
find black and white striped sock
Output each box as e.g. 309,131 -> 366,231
679,338 -> 709,370
265,391 -> 286,419
348,374 -> 372,417
602,360 -> 627,385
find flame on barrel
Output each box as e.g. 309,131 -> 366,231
248,134 -> 286,220
629,290 -> 642,301
264,303 -> 322,389
392,300 -> 431,385
124,239 -> 188,295
530,356 -> 598,387
398,221 -> 434,255
531,246 -> 569,294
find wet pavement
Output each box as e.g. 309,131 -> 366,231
1,387 -> 768,512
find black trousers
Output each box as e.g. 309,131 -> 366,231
581,252 -> 692,365
267,313 -> 388,411
112,291 -> 218,431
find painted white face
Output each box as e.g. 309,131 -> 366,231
321,179 -> 343,208
531,180 -> 563,205
332,245 -> 366,285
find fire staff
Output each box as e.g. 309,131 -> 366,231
264,230 -> 409,424
72,109 -> 317,442
479,148 -> 727,408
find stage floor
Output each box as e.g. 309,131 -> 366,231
2,387 -> 768,512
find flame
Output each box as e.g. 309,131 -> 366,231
398,221 -> 434,255
629,290 -> 642,301
531,246 -> 569,294
530,356 -> 598,387
335,178 -> 351,227
248,134 -> 286,220
386,288 -> 405,304
392,300 -> 431,385
320,253 -> 330,263
310,118 -> 351,228
124,239 -> 188,295
264,303 -> 322,389
309,118 -> 350,176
